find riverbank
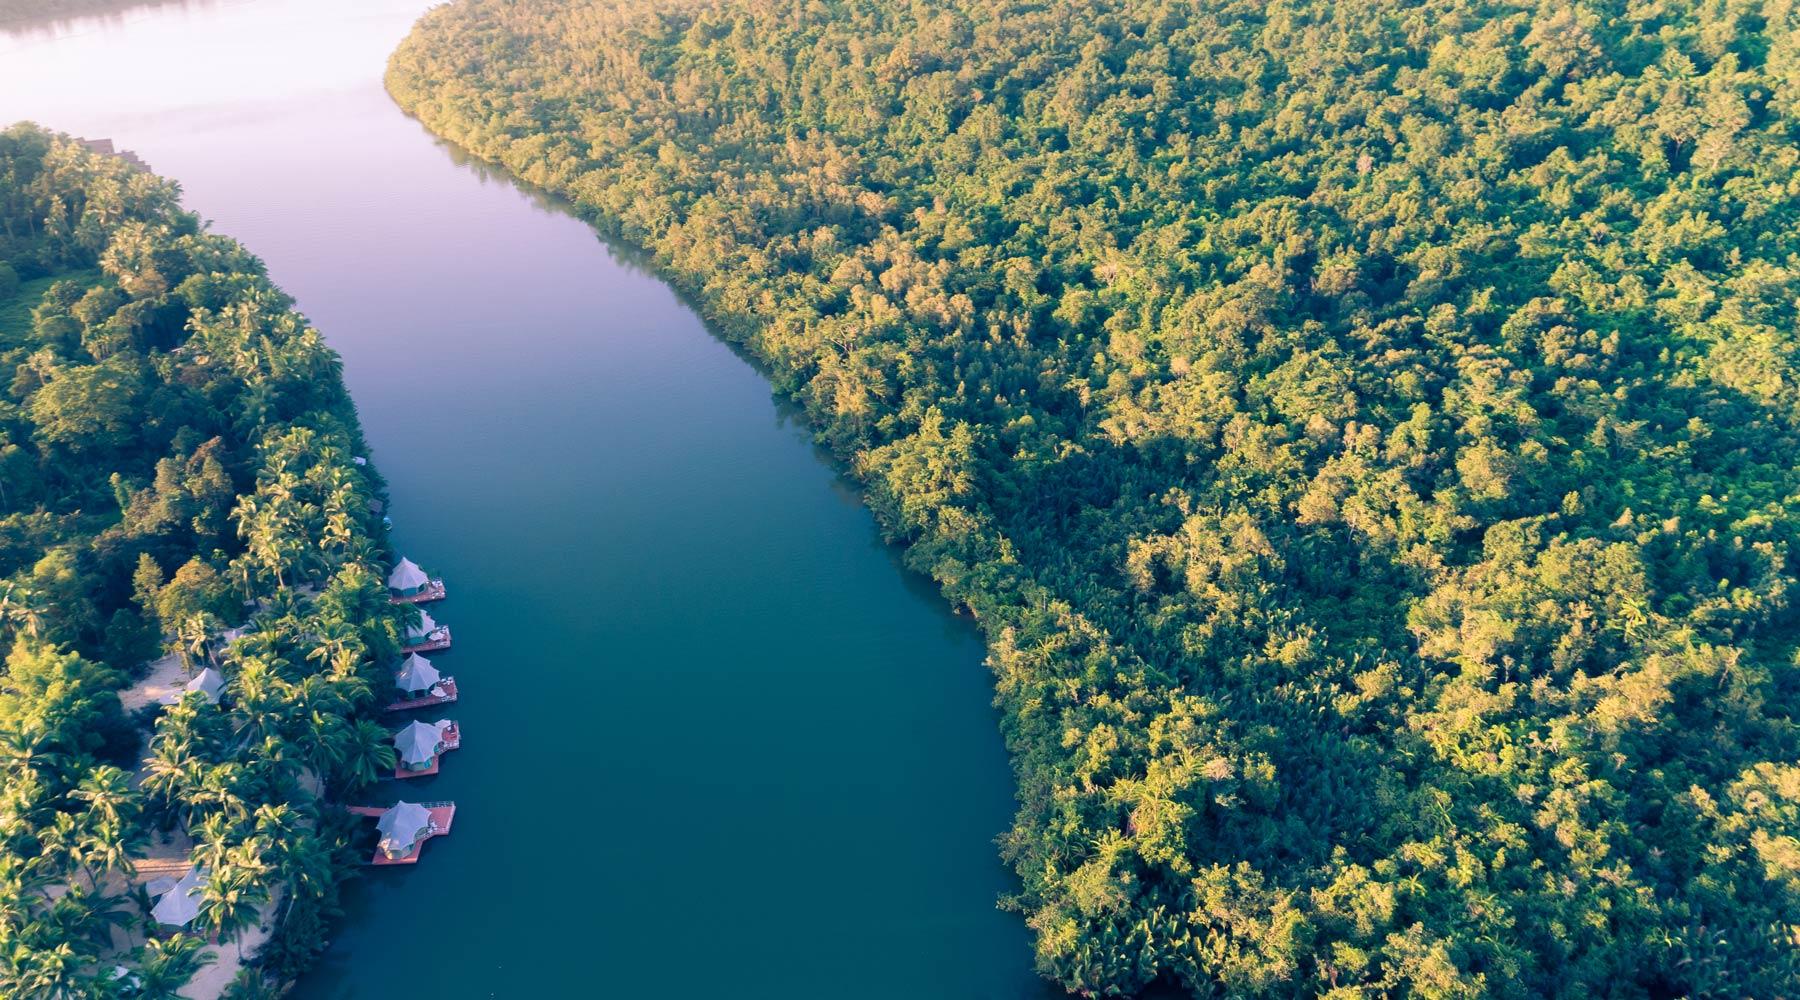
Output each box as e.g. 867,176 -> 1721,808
0,124 -> 408,997
2,2 -> 1043,996
382,1 -> 1800,995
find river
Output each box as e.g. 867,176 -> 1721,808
0,2 -> 1052,995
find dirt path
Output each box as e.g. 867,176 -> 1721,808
120,652 -> 189,711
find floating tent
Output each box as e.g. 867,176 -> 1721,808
150,867 -> 208,927
376,801 -> 433,858
185,667 -> 225,704
394,720 -> 443,769
404,608 -> 439,643
387,557 -> 429,595
393,653 -> 441,695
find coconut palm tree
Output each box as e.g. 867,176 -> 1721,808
0,580 -> 45,641
197,850 -> 270,962
131,934 -> 216,1000
77,818 -> 141,896
250,804 -> 332,921
303,622 -> 361,674
295,710 -> 348,778
335,718 -> 397,791
71,765 -> 138,833
72,768 -> 144,890
190,814 -> 238,876
173,612 -> 222,672
0,940 -> 84,1000
292,673 -> 351,719
140,745 -> 203,829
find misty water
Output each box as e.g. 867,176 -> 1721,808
0,2 -> 1050,995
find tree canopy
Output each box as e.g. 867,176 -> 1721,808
389,0 -> 1800,995
0,124 -> 405,997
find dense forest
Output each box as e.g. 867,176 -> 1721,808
0,124 -> 409,997
389,0 -> 1800,995
0,0 -> 186,27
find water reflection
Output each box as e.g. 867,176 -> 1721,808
0,0 -> 212,39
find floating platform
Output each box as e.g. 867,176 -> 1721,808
383,677 -> 458,713
346,802 -> 456,866
402,627 -> 452,653
394,722 -> 461,779
389,580 -> 446,605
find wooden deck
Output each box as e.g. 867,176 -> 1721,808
389,580 -> 446,605
403,627 -> 452,653
383,676 -> 458,713
394,722 -> 461,779
346,801 -> 456,865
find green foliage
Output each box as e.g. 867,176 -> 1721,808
390,0 -> 1800,995
0,124 -> 400,995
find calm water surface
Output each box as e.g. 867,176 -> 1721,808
0,2 -> 1050,995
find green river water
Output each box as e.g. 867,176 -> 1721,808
0,2 -> 1055,995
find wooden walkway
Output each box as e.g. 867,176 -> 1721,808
389,580 -> 446,605
346,802 -> 456,865
384,677 -> 458,713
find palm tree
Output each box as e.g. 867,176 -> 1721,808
1,940 -> 84,1000
131,934 -> 216,1000
0,853 -> 41,930
187,766 -> 252,827
303,623 -> 361,675
297,710 -> 349,778
225,555 -> 257,603
190,814 -> 237,876
174,612 -> 222,672
140,745 -> 201,829
36,810 -> 87,885
326,647 -> 371,693
248,803 -> 332,920
336,718 -> 397,791
44,885 -> 129,954
244,735 -> 305,805
71,765 -> 138,832
197,858 -> 269,962
0,725 -> 45,781
77,818 -> 141,896
0,580 -> 45,640
72,770 -> 145,892
292,673 -> 350,718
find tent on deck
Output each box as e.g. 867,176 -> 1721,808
376,801 -> 433,858
388,557 -> 429,595
394,720 -> 445,769
404,607 -> 440,643
393,653 -> 441,695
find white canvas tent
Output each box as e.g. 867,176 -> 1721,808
404,608 -> 439,641
387,557 -> 429,593
185,667 -> 225,704
393,653 -> 440,694
393,720 -> 443,768
376,801 -> 433,857
150,867 -> 208,927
